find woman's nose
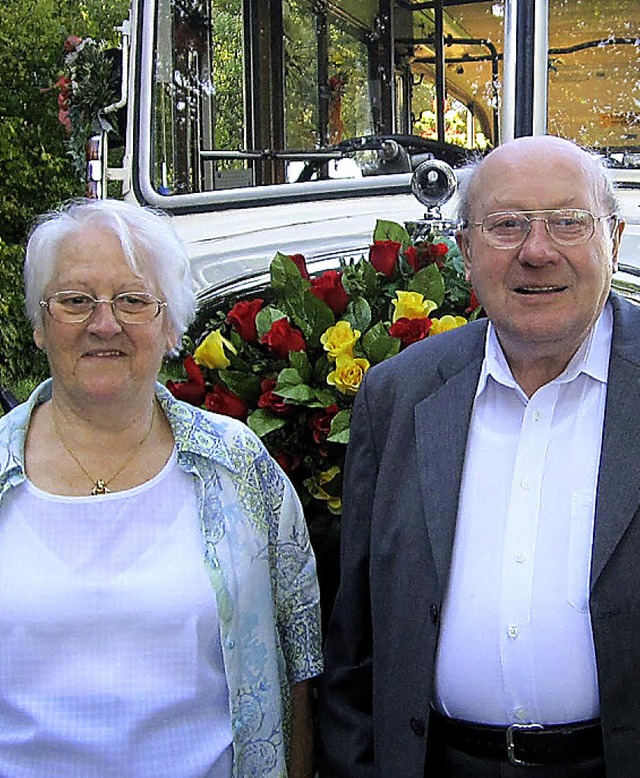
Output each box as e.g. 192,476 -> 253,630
85,300 -> 123,336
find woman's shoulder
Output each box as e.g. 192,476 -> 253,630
157,383 -> 270,471
0,381 -> 50,455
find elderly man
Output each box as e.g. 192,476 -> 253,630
319,135 -> 638,777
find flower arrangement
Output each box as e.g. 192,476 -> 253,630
167,219 -> 482,539
52,35 -> 119,177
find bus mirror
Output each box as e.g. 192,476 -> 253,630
411,159 -> 457,209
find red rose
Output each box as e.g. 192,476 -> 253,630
404,242 -> 449,273
369,240 -> 401,279
389,317 -> 432,347
258,378 -> 292,415
227,298 -> 263,342
166,355 -> 206,406
275,451 -> 302,474
430,242 -> 449,257
430,242 -> 449,269
289,253 -> 310,279
310,271 -> 350,315
466,289 -> 481,314
260,318 -> 306,359
205,384 -> 248,420
404,245 -> 420,272
309,403 -> 339,445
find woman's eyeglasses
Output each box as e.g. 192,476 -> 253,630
40,291 -> 167,324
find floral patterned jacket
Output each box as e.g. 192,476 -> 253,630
0,380 -> 323,777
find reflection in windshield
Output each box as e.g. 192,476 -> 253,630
149,0 -> 640,197
547,0 -> 640,155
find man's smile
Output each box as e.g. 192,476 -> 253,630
513,284 -> 569,295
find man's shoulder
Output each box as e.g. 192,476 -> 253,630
610,293 -> 640,363
369,317 -> 487,384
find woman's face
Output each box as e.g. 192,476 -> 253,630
34,225 -> 177,409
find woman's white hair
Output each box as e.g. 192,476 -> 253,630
24,198 -> 197,346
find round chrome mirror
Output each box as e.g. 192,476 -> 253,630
411,159 -> 457,209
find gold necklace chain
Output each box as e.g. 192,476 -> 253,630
50,402 -> 156,495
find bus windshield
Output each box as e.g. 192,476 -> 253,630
139,0 -> 640,204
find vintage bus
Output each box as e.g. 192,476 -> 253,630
92,0 -> 640,302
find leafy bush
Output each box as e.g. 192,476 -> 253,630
0,0 -> 129,391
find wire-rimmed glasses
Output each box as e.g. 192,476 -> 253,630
462,208 -> 618,249
40,291 -> 167,325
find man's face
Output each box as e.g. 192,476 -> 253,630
458,139 -> 623,370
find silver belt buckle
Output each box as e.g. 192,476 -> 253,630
506,722 -> 544,766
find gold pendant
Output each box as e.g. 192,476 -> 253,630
91,479 -> 110,496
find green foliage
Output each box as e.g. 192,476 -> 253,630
0,0 -> 128,390
65,38 -> 120,176
211,0 -> 244,154
0,240 -> 48,391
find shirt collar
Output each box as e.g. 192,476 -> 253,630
476,300 -> 613,399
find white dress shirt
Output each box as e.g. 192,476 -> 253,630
434,303 -> 612,726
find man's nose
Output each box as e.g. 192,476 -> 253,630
517,218 -> 560,264
85,300 -> 123,336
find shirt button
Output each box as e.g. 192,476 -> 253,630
520,478 -> 531,490
507,625 -> 520,639
226,638 -> 235,649
533,410 -> 541,421
515,551 -> 526,563
515,707 -> 527,721
409,717 -> 426,737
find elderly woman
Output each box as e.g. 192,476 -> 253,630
0,199 -> 322,777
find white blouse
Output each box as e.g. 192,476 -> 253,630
0,450 -> 232,777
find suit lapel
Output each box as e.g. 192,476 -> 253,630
414,334 -> 484,587
592,295 -> 640,587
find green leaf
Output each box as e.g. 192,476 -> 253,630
408,264 -> 446,307
255,306 -> 288,339
219,370 -> 262,402
270,254 -> 310,324
373,219 -> 412,247
276,383 -> 317,403
247,409 -> 288,437
362,322 -> 401,364
271,252 -> 310,292
314,389 -> 338,407
342,259 -> 379,299
289,350 -> 312,383
276,367 -> 303,388
343,297 -> 372,332
275,367 -> 316,404
327,409 -> 352,444
291,290 -> 335,342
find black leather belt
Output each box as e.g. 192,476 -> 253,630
429,708 -> 603,766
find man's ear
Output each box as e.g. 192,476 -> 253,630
611,218 -> 625,274
456,231 -> 472,282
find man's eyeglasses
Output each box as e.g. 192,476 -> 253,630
40,291 -> 167,325
462,208 -> 618,249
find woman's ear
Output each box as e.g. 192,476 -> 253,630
164,324 -> 179,355
33,326 -> 45,351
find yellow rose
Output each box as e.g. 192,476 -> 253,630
193,329 -> 237,369
391,291 -> 438,323
306,466 -> 342,514
429,315 -> 467,336
320,320 -> 361,360
327,353 -> 370,395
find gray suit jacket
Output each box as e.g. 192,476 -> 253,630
320,293 -> 640,777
